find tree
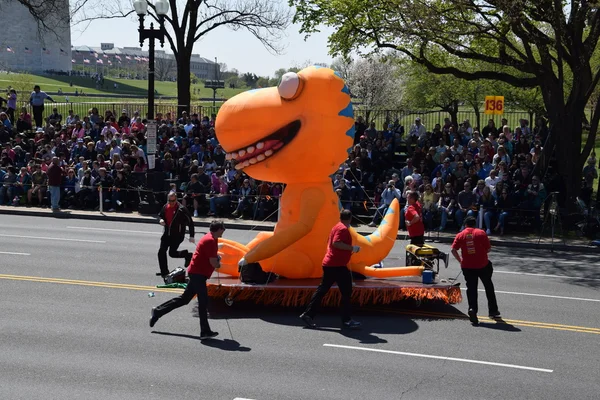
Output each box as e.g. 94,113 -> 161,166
242,72 -> 259,88
155,55 -> 176,81
403,62 -> 464,127
80,0 -> 290,115
291,0 -> 600,203
329,57 -> 353,81
345,57 -> 404,125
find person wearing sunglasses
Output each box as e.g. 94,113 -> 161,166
157,191 -> 196,282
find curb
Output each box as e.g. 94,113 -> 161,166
1,208 -> 598,253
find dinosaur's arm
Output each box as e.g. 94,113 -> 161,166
244,187 -> 325,263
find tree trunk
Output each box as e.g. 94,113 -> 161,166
176,49 -> 192,118
473,107 -> 481,131
447,100 -> 459,128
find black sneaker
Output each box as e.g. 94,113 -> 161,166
342,320 -> 361,329
489,312 -> 502,319
468,309 -> 479,325
300,313 -> 316,328
200,331 -> 219,340
149,307 -> 158,328
184,254 -> 193,268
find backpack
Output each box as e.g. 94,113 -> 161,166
239,262 -> 277,284
164,267 -> 186,284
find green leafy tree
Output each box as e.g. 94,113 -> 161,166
291,0 -> 600,202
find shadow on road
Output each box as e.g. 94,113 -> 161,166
476,319 -> 522,332
151,331 -> 251,351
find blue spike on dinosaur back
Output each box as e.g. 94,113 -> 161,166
385,206 -> 395,215
339,102 -> 354,118
364,234 -> 372,243
345,125 -> 356,141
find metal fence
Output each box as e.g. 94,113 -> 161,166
17,99 -> 532,130
354,109 -> 535,132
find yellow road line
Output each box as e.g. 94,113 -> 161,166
2,273 -> 599,335
367,308 -> 600,335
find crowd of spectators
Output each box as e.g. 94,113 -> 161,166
1,88 -> 598,236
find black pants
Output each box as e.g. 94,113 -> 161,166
462,261 -> 499,315
32,105 -> 44,127
153,273 -> 211,334
6,108 -> 15,125
157,233 -> 190,277
410,235 -> 425,246
304,266 -> 353,323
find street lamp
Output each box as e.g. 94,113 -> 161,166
134,0 -> 168,207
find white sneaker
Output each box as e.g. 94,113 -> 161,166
193,210 -> 199,217
486,229 -> 491,235
108,208 -> 115,212
116,200 -> 122,206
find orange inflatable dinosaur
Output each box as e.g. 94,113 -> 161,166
215,66 -> 423,279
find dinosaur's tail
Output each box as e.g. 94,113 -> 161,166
350,198 -> 400,266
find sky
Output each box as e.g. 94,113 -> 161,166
70,1 -> 336,77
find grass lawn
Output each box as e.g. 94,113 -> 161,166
0,72 -> 247,99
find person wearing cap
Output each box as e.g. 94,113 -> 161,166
451,216 -> 500,325
157,191 -> 196,281
150,220 -> 225,340
368,180 -> 401,227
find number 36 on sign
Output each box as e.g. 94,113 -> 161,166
484,96 -> 504,115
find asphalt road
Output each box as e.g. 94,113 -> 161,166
1,215 -> 599,400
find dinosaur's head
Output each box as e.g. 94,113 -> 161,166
215,66 -> 355,183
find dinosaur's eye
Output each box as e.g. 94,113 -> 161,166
278,72 -> 303,100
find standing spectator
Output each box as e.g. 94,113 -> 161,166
6,89 -> 17,124
182,173 -> 206,217
368,180 -> 401,227
405,191 -> 425,245
47,157 -> 63,211
451,216 -> 500,325
300,209 -> 362,329
150,220 -> 225,340
231,178 -> 252,218
157,191 -> 196,281
29,85 -> 55,127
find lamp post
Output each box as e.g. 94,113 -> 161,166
133,0 -> 168,208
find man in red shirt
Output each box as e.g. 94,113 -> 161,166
451,216 -> 500,325
405,191 -> 425,246
300,210 -> 361,329
150,220 -> 226,340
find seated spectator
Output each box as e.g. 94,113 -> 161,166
231,178 -> 253,218
494,187 -> 513,235
108,169 -> 128,212
456,181 -> 477,230
28,165 -> 47,206
479,185 -> 496,234
207,175 -> 229,217
0,166 -> 17,205
182,173 -> 206,217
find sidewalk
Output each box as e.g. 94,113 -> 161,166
1,205 -> 598,253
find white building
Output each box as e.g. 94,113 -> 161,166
0,1 -> 71,73
71,43 -> 218,80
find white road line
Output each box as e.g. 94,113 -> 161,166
504,257 -> 584,265
0,234 -> 106,244
0,251 -> 30,256
495,269 -> 600,281
67,226 -> 162,235
324,344 -> 553,373
233,398 -> 256,400
461,288 -> 600,303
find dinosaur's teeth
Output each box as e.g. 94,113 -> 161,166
225,153 -> 232,160
248,157 -> 258,164
264,149 -> 273,157
231,152 -> 238,159
238,149 -> 246,157
256,142 -> 265,149
256,154 -> 265,161
234,163 -> 244,170
242,160 -> 250,167
247,146 -> 255,154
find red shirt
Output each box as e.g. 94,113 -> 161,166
406,202 -> 425,237
164,203 -> 176,226
451,227 -> 491,269
188,233 -> 218,277
322,222 -> 353,267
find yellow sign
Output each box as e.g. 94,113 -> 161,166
484,96 -> 505,115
